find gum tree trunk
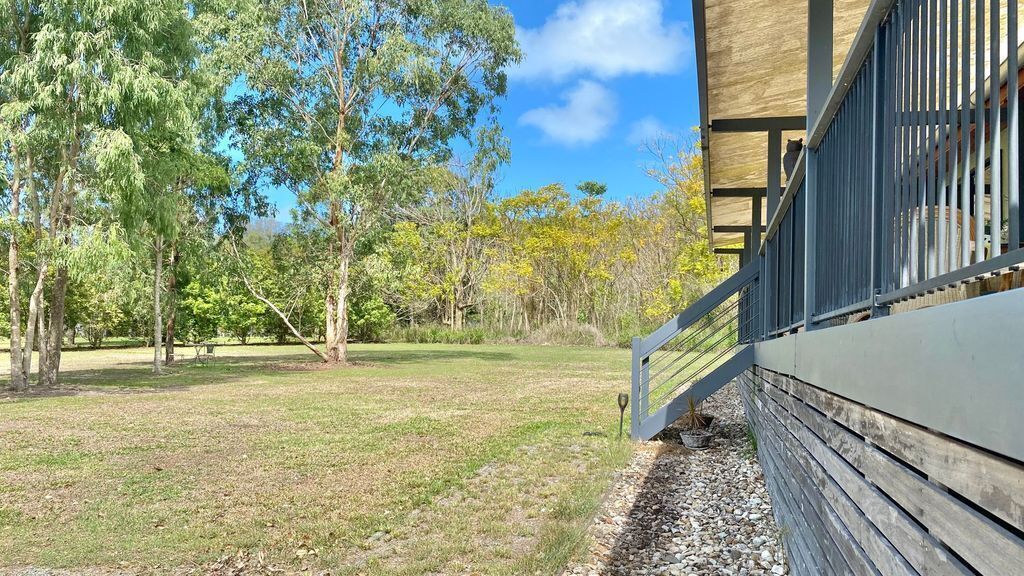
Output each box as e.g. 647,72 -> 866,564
22,265 -> 45,380
164,243 -> 177,364
153,236 -> 163,374
7,173 -> 26,391
325,254 -> 349,363
40,266 -> 68,387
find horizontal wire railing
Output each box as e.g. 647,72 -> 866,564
631,265 -> 760,437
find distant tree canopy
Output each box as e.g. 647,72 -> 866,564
1,1 -> 729,388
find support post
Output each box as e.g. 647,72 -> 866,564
870,26 -> 890,317
767,129 -> 783,219
804,0 -> 832,330
750,191 -> 764,340
765,129 -> 782,338
630,337 -> 642,440
751,191 -> 763,250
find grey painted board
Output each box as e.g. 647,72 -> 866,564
749,375 -> 971,575
739,374 -> 880,576
768,371 -> 1024,533
753,288 -> 1024,462
761,374 -> 1024,575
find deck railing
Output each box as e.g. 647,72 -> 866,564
630,262 -> 759,439
765,0 -> 1022,328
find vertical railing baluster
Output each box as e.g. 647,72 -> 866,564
899,2 -> 910,287
989,0 -> 1002,257
975,0 -> 986,264
872,30 -> 887,315
938,0 -> 949,275
1010,0 -> 1020,250
917,0 -> 925,284
918,0 -> 928,282
886,13 -> 898,294
926,0 -> 938,279
949,0 -> 961,272
962,0 -> 973,266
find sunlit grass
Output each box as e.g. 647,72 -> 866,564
0,343 -> 632,574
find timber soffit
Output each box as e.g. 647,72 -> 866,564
696,0 -> 871,248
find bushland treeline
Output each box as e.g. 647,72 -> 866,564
1,0 -> 729,389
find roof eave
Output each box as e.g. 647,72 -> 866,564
692,0 -> 714,251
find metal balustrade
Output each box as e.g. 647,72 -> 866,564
766,181 -> 807,334
766,0 -> 1022,324
630,263 -> 759,440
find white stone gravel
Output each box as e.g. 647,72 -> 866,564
564,383 -> 787,576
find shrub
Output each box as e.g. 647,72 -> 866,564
349,295 -> 397,342
386,324 -> 487,344
522,322 -> 610,347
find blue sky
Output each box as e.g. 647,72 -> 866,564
260,0 -> 701,216
493,0 -> 699,201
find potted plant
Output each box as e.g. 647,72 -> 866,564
679,397 -> 714,449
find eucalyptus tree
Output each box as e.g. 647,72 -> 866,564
232,0 -> 519,363
1,0 -> 202,387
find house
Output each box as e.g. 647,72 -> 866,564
631,0 -> 1024,573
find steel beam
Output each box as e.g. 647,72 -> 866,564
711,116 -> 807,133
712,187 -> 768,198
714,225 -> 768,233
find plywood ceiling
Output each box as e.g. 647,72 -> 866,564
703,0 -> 870,247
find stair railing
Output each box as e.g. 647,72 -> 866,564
631,262 -> 761,439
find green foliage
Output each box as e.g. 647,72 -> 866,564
67,281 -> 126,349
744,425 -> 759,459
387,325 -> 488,345
1,0 -> 730,377
229,0 -> 521,360
178,282 -> 220,342
576,181 -> 607,197
349,295 -> 396,343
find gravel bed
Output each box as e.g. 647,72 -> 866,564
564,383 -> 787,576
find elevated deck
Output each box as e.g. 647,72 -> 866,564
636,0 -> 1024,572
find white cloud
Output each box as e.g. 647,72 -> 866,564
510,0 -> 689,82
519,80 -> 617,146
627,116 -> 673,145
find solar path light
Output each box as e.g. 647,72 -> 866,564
617,393 -> 629,439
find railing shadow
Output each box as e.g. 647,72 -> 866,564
606,407 -> 751,574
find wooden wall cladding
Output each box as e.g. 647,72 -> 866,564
737,368 -> 1024,576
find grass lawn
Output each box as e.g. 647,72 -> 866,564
0,343 -> 632,575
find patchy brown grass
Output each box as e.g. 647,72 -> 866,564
0,344 -> 632,575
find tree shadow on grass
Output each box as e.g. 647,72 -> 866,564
346,347 -> 515,365
0,344 -> 517,400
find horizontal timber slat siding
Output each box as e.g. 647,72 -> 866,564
738,368 -> 1024,576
